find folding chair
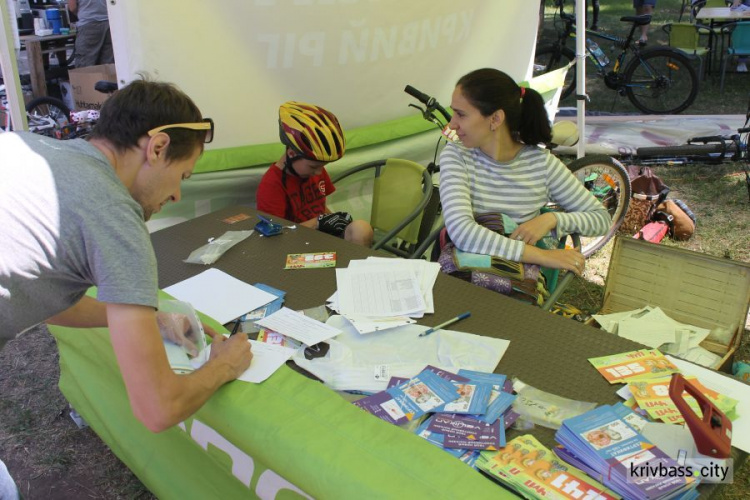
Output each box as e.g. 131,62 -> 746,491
664,23 -> 711,79
329,158 -> 432,257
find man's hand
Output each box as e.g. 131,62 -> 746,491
209,333 -> 253,379
317,212 -> 353,236
156,312 -> 199,356
509,212 -> 557,245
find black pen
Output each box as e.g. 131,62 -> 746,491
230,314 -> 245,336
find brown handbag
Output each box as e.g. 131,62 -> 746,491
620,166 -> 670,235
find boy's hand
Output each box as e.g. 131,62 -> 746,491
318,212 -> 353,236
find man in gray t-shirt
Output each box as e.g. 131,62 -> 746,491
0,80 -> 252,438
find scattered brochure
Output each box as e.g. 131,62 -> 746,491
427,414 -> 504,450
432,382 -> 492,415
285,251 -> 336,269
384,368 -> 460,420
588,349 -> 680,384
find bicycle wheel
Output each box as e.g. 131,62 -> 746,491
25,96 -> 72,138
534,43 -> 576,100
623,48 -> 698,115
561,155 -> 631,258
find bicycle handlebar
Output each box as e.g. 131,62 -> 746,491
404,85 -> 452,123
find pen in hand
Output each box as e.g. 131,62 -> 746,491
419,311 -> 471,338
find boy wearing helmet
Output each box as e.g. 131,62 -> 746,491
256,102 -> 373,246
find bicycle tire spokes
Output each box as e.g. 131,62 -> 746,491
624,50 -> 698,114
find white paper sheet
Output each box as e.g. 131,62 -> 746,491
237,341 -> 297,383
163,269 -> 277,324
667,356 -> 750,455
255,307 -> 342,346
618,319 -> 676,349
335,267 -> 425,318
292,315 -> 510,392
355,258 -> 440,314
340,314 -> 416,335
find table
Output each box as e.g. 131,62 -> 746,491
48,206 -> 745,498
695,7 -> 750,73
19,33 -> 76,99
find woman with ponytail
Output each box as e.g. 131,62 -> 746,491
437,68 -> 610,304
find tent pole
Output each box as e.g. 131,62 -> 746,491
575,0 -> 586,159
0,0 -> 28,132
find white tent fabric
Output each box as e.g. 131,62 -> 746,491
107,1 -> 539,150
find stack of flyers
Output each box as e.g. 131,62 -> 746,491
353,367 -> 459,424
628,376 -> 739,424
589,349 -> 680,384
284,251 -> 336,269
555,405 -> 698,499
476,434 -> 618,500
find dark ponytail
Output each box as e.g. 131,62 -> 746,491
456,68 -> 552,146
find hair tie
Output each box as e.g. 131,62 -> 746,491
520,86 -> 526,99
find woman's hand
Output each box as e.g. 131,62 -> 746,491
509,212 -> 557,245
536,248 -> 586,276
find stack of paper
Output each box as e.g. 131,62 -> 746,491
555,405 -> 699,500
477,434 -> 618,500
593,306 -> 720,367
329,257 -> 439,334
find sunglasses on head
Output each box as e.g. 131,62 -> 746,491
147,117 -> 214,143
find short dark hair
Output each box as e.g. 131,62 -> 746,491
456,68 -> 551,145
90,78 -> 205,161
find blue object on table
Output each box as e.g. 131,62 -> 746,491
419,311 -> 471,337
254,215 -> 282,237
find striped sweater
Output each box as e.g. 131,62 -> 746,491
439,142 -> 611,261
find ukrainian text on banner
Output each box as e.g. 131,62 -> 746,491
107,1 -> 539,171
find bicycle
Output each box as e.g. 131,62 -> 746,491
403,85 -> 630,258
635,93 -> 750,199
534,0 -> 699,115
1,85 -> 72,138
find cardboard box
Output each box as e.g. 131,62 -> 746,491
597,236 -> 750,372
68,64 -> 117,111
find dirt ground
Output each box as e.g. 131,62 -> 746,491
0,325 -> 154,499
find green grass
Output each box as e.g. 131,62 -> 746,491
541,0 -> 750,115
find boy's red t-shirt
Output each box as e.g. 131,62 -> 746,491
256,163 -> 335,223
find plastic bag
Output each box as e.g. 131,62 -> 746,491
184,230 -> 254,265
511,378 -> 597,429
157,299 -> 208,366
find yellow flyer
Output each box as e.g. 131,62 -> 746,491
588,349 -> 679,384
284,251 -> 337,270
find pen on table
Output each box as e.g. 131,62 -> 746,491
419,311 -> 471,338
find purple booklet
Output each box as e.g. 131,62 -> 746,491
427,414 -> 504,450
352,391 -> 408,425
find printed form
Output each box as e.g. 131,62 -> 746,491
335,267 -> 425,318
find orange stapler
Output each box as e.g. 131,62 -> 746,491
669,373 -> 732,459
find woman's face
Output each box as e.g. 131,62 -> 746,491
448,85 -> 493,149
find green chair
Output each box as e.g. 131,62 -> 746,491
720,21 -> 750,93
330,158 -> 432,257
663,23 -> 711,79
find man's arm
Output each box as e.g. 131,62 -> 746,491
47,295 -> 107,328
107,303 -> 252,432
68,0 -> 78,14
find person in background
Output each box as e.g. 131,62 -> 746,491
1,79 -> 252,436
731,0 -> 750,71
256,101 -> 373,246
633,0 -> 657,45
438,68 -> 610,304
69,0 -> 114,67
587,0 -> 601,31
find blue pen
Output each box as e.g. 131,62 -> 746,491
419,312 -> 471,337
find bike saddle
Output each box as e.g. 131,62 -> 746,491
94,81 -> 118,94
620,15 -> 652,26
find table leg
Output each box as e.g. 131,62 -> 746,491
25,40 -> 48,99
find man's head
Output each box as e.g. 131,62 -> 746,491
278,101 -> 345,179
90,79 -> 212,220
